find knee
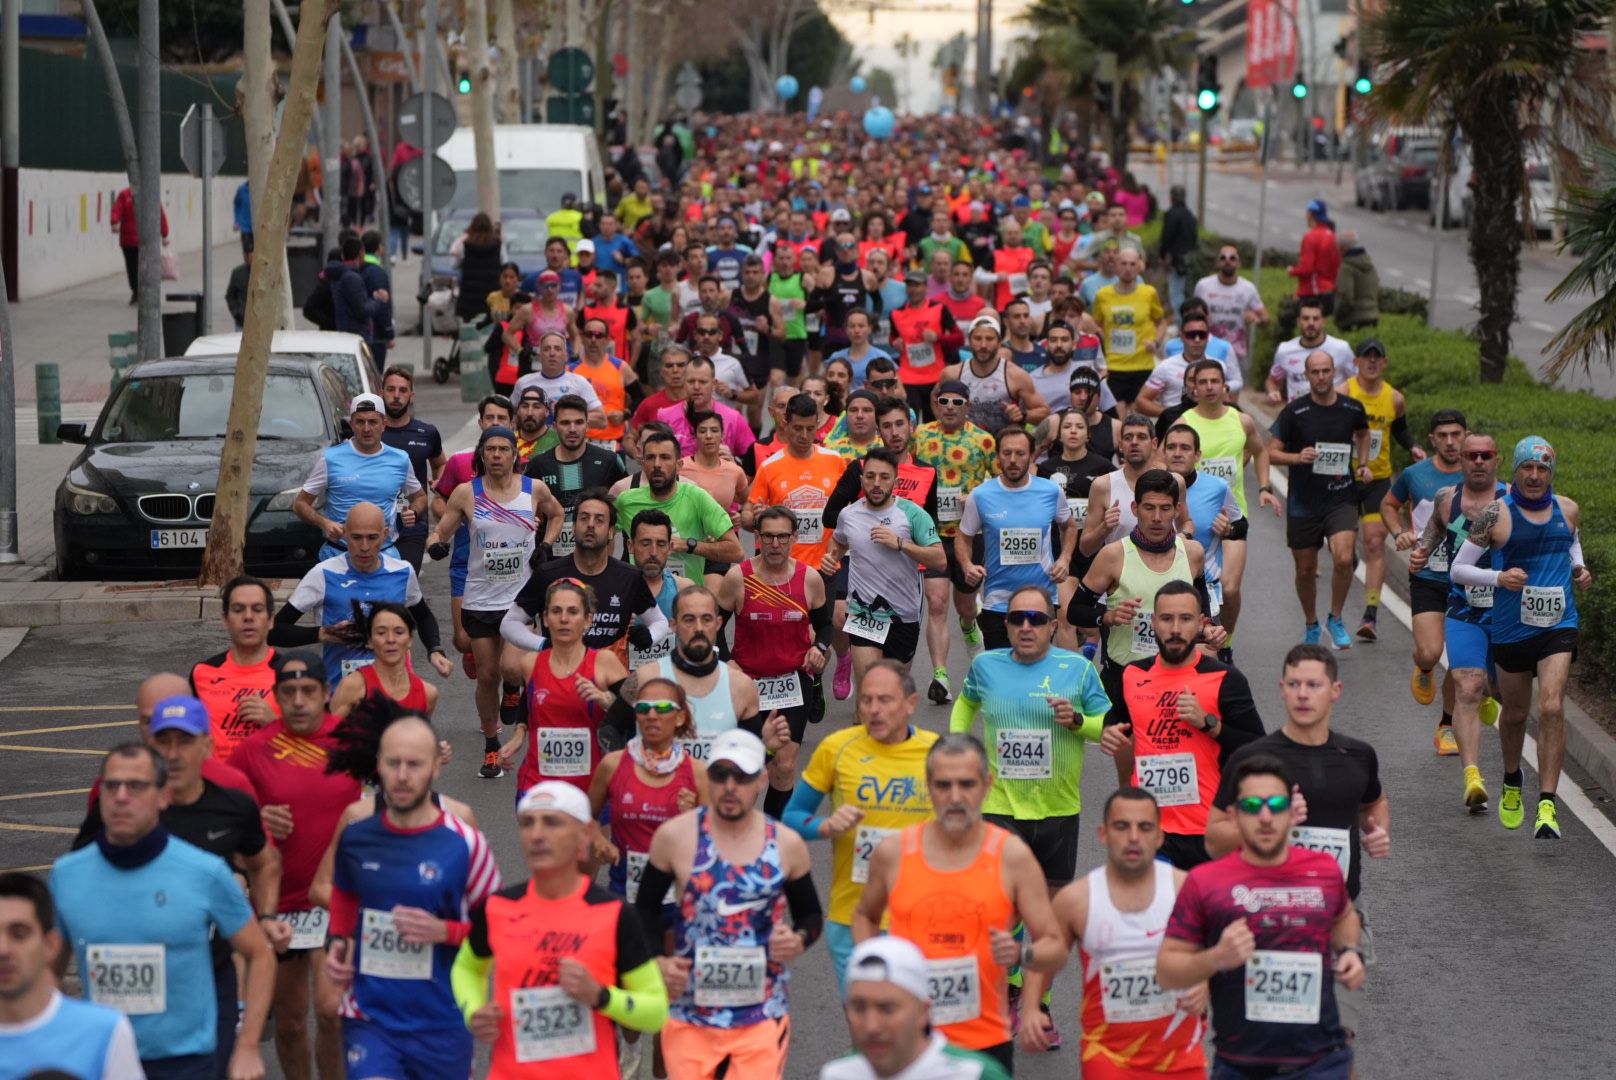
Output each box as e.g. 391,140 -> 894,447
1363,533 -> 1386,558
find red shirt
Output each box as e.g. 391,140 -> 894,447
434,449 -> 476,499
111,188 -> 168,248
631,388 -> 682,431
192,649 -> 282,762
1291,224 -> 1342,297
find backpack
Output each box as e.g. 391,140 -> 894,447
302,274 -> 336,330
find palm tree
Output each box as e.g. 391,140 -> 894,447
1364,0 -> 1609,383
1544,142 -> 1616,378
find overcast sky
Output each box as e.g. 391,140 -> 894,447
825,2 -> 1032,114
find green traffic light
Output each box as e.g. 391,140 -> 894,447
458,76 -> 472,94
1354,76 -> 1372,94
1197,88 -> 1218,111
1291,81 -> 1308,100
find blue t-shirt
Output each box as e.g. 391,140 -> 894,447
0,991 -> 140,1080
50,836 -> 253,1061
959,476 -> 1071,612
302,440 -> 420,559
523,268 -> 585,309
1079,272 -> 1117,309
1164,335 -> 1234,362
1009,342 -> 1049,373
592,234 -> 639,289
1388,458 -> 1466,584
826,346 -> 894,390
287,552 -> 422,684
707,245 -> 753,290
1186,472 -> 1241,610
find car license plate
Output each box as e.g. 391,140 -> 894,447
150,528 -> 207,549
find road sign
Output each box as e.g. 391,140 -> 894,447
178,105 -> 227,179
396,154 -> 456,212
398,92 -> 457,150
674,63 -> 703,112
549,47 -> 595,94
547,95 -> 596,126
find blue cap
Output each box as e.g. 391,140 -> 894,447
917,183 -> 932,194
150,695 -> 210,737
1512,435 -> 1555,475
1306,198 -> 1331,221
1012,195 -> 1031,208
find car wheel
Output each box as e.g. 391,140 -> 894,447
433,356 -> 451,385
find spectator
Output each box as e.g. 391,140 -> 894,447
451,212 -> 505,323
1115,171 -> 1153,226
232,180 -> 253,256
1158,184 -> 1199,314
330,235 -> 388,350
1288,198 -> 1342,314
359,230 -> 396,365
109,187 -> 168,305
226,238 -> 253,330
1333,229 -> 1381,333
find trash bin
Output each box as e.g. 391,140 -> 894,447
287,227 -> 325,308
162,290 -> 204,356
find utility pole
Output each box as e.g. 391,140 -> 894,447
419,0 -> 438,376
1254,93 -> 1273,283
199,104 -> 214,335
0,251 -> 16,563
322,12 -> 342,256
136,0 -> 162,360
1,0 -> 18,305
974,0 -> 992,117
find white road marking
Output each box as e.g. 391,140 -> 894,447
1529,320 -> 1557,334
1387,267 -> 1406,278
1415,278 -> 1431,289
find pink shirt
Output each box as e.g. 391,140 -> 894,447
434,449 -> 475,499
657,400 -> 756,462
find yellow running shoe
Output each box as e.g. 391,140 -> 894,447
1498,784 -> 1524,830
1434,726 -> 1458,756
1411,667 -> 1436,706
1534,799 -> 1561,840
1463,766 -> 1488,813
1479,696 -> 1501,727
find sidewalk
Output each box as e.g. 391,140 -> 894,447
0,578 -> 294,626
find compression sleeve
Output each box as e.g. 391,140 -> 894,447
450,941 -> 493,1026
1192,574 -> 1211,617
268,602 -> 320,647
1226,517 -> 1250,542
782,780 -> 829,841
601,959 -> 668,1033
785,872 -> 825,947
633,866 -> 677,948
809,594 -> 834,649
1571,531 -> 1585,568
1450,540 -> 1500,588
599,679 -> 633,753
410,599 -> 443,652
1391,413 -> 1415,452
949,695 -> 980,735
624,378 -> 647,411
822,459 -> 864,529
328,885 -> 359,938
1067,583 -> 1107,628
500,605 -> 548,652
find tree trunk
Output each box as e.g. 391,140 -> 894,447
135,0 -> 161,362
464,0 -> 501,215
198,0 -> 332,585
241,0 -> 294,329
1465,101 -> 1522,384
491,0 -> 520,121
82,0 -> 138,192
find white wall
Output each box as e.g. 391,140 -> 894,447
13,168 -> 244,299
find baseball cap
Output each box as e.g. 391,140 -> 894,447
274,651 -> 328,684
1012,195 -> 1031,208
830,208 -> 853,223
1306,198 -> 1329,217
1355,338 -> 1386,357
903,269 -> 927,286
1085,191 -> 1107,205
1511,435 -> 1555,475
349,392 -> 384,415
708,729 -> 766,776
561,193 -> 578,207
574,238 -> 595,254
1069,366 -> 1103,391
517,386 -> 548,405
150,695 -> 210,737
917,182 -> 932,194
936,378 -> 969,398
846,937 -> 930,1001
967,313 -> 1002,336
516,781 -> 594,823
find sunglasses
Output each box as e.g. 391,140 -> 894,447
1182,330 -> 1208,340
1005,609 -> 1052,627
1466,451 -> 1497,462
936,396 -> 967,407
634,699 -> 680,715
695,328 -> 720,336
584,330 -> 609,339
868,379 -> 898,390
1216,255 -> 1238,262
1236,794 -> 1292,815
708,763 -> 759,785
102,778 -> 157,795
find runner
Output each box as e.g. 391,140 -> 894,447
1161,422 -> 1244,636
634,730 -> 823,1080
1090,248 -> 1165,407
1028,320 -> 1086,419
854,733 -> 1066,1074
824,387 -> 881,459
629,346 -> 692,454
1450,435 -> 1593,839
327,602 -> 440,718
1078,417 -> 1188,562
511,332 -> 607,427
744,392 -> 847,573
1340,339 -> 1423,642
824,936 -> 1011,1080
1267,351 -> 1372,649
451,781 -> 670,1077
1018,788 -> 1210,1079
783,661 -> 937,995
1100,582 -> 1266,870
728,254 -> 786,396
294,393 -> 425,560
956,427 -> 1076,650
322,715 -> 502,1080
525,394 -> 629,557
892,268 -> 961,420
1135,311 -> 1242,420
432,394 -> 513,671
1265,301 -> 1356,404
378,365 -> 445,571
1158,753 -> 1365,1080
939,315 -> 1049,437
570,312 -> 643,453
579,267 -> 640,360
1193,243 -> 1269,368
1000,299 -> 1048,373
191,575 -> 283,762
1036,408 -> 1114,648
1068,365 -> 1120,465
769,244 -> 810,387
49,743 -> 276,1079
612,430 -> 746,583
626,508 -> 696,671
511,386 -> 559,464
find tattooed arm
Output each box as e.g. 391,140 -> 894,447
1451,499 -> 1521,590
1406,489 -> 1453,574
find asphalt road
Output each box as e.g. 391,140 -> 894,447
5,382 -> 1616,1077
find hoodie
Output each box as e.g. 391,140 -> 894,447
1333,247 -> 1381,331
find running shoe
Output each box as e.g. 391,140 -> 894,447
1534,799 -> 1561,840
478,751 -> 505,780
618,1029 -> 645,1079
1356,619 -> 1376,642
1433,726 -> 1458,756
1498,783 -> 1524,830
962,621 -> 984,661
832,650 -> 854,700
462,651 -> 477,679
1041,1003 -> 1063,1051
1480,696 -> 1501,727
1325,614 -> 1352,650
1007,984 -> 1022,1037
928,668 -> 951,705
1410,667 -> 1436,705
1303,622 -> 1322,645
1463,766 -> 1488,813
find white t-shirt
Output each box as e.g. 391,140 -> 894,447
709,351 -> 750,393
1270,335 -> 1357,401
1193,274 -> 1266,360
510,370 -> 603,411
1144,353 -> 1245,408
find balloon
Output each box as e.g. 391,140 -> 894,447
775,75 -> 800,100
862,106 -> 895,140
850,76 -> 867,94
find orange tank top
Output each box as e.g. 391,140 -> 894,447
570,355 -> 628,441
886,823 -> 1015,1050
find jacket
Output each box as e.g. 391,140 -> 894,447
1333,248 -> 1381,331
1158,204 -> 1199,272
233,182 -> 253,235
325,259 -> 381,341
359,258 -> 395,342
1290,223 -> 1341,296
111,188 -> 168,248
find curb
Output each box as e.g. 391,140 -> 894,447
0,581 -> 295,629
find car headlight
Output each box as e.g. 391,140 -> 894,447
264,487 -> 302,512
65,480 -> 118,515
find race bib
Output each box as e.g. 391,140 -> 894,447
1313,443 -> 1351,477
359,909 -> 432,980
1068,497 -> 1089,526
998,527 -> 1042,566
1008,272 -> 1029,295
1203,456 -> 1239,486
743,329 -> 760,355
536,727 -> 591,778
756,671 -> 804,711
511,985 -> 595,1063
481,546 -> 526,584
846,607 -> 893,645
995,728 -> 1052,779
340,657 -> 373,678
926,956 -> 981,1025
906,342 -> 936,369
1108,328 -> 1137,355
797,509 -> 824,545
936,486 -> 963,525
624,850 -> 676,906
681,735 -> 715,764
1521,584 -> 1565,628
1244,951 -> 1322,1024
552,521 -> 576,557
283,908 -> 329,951
871,326 -> 892,347
1137,752 -> 1198,807
1290,825 -> 1351,881
1466,584 -> 1494,609
1131,609 -> 1158,658
850,825 -> 896,884
1099,955 -> 1176,1023
1428,541 -> 1450,573
1368,429 -> 1385,461
1207,578 -> 1224,618
693,944 -> 767,1007
628,630 -> 675,669
805,312 -> 822,334
86,943 -> 165,1014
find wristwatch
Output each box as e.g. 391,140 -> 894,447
1259,483 -> 1277,495
1199,712 -> 1220,734
595,985 -> 611,1010
685,537 -> 699,555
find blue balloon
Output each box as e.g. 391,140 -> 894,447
850,76 -> 867,94
862,106 -> 895,140
775,75 -> 800,100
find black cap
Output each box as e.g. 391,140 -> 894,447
1428,408 -> 1468,433
936,379 -> 969,397
1355,338 -> 1387,358
274,651 -> 328,684
1069,366 -> 1102,390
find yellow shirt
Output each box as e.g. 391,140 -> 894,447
800,725 -> 937,924
1344,376 -> 1397,480
1092,282 -> 1165,373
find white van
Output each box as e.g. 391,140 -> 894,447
437,124 -> 606,215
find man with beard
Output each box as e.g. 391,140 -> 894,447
524,394 -> 628,557
323,716 -> 501,1080
1159,753 -> 1365,1080
1135,312 -> 1241,426
1000,298 -> 1047,373
511,332 -> 607,429
510,387 -> 557,465
1100,582 -> 1265,870
1029,321 -> 1085,419
611,429 -> 745,583
634,730 -> 822,1080
1079,417 -> 1190,560
651,355 -> 757,464
855,733 -> 1066,1074
295,393 -> 425,561
1161,423 -> 1244,644
378,366 -> 444,570
625,508 -> 695,671
940,315 -> 1050,439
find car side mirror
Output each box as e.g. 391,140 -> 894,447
412,243 -> 425,255
57,422 -> 88,444
339,418 -> 353,440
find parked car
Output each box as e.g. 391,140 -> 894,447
1355,129 -> 1440,211
52,356 -> 350,581
1436,144 -> 1560,235
185,330 -> 381,404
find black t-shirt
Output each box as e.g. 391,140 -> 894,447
1213,728 -> 1383,899
1271,395 -> 1367,518
515,554 -> 655,650
1038,451 -> 1114,499
382,418 -> 444,538
525,445 -> 628,515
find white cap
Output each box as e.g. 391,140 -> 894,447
967,313 -> 1002,337
830,208 -> 853,223
847,937 -> 930,1001
708,729 -> 766,775
349,392 -> 385,414
574,238 -> 596,254
516,781 -> 593,823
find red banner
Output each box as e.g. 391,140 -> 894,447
1246,0 -> 1297,90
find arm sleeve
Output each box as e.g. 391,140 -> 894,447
409,598 -> 443,652
1212,668 -> 1266,759
269,601 -> 320,647
451,939 -> 493,1026
633,866 -> 677,948
601,959 -> 669,1032
1066,583 -> 1107,629
949,694 -> 980,735
1449,540 -> 1500,588
1389,413 -> 1415,452
821,460 -> 864,529
809,591 -> 834,648
328,883 -> 360,938
500,604 -> 548,653
782,778 -> 830,841
784,872 -> 824,947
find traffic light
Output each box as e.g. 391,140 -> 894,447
1196,54 -> 1220,115
1291,74 -> 1308,100
457,71 -> 472,94
1353,59 -> 1372,95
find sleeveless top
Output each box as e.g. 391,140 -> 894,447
1181,406 -> 1248,513
358,663 -> 430,714
1088,412 -> 1118,464
1031,363 -> 1077,419
1078,862 -> 1206,1073
463,476 -> 537,611
1445,484 -> 1506,625
960,355 -> 1014,436
887,823 -> 1015,1051
731,558 -> 812,678
656,655 -> 737,764
1106,536 -> 1191,668
570,354 -> 628,441
670,809 -> 791,1026
627,571 -> 680,669
1103,467 -> 1137,544
1344,377 -> 1397,481
1491,493 -> 1579,643
524,301 -> 573,347
769,271 -> 807,340
606,751 -> 697,896
519,649 -> 602,794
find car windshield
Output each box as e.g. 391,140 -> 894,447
435,215 -> 545,256
99,373 -> 325,442
450,169 -> 578,214
1406,144 -> 1439,164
